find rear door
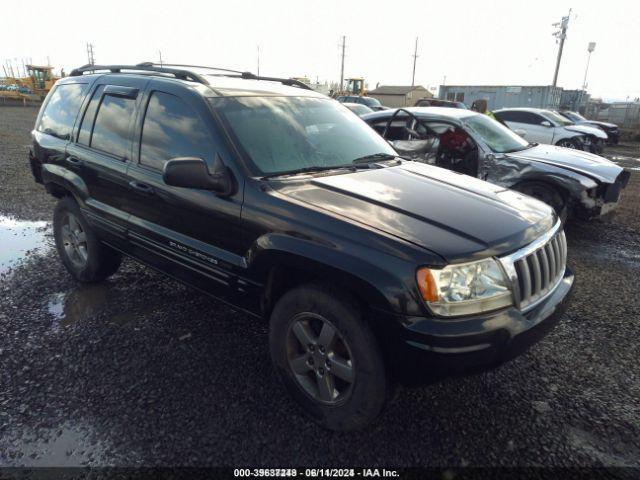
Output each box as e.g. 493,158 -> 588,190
124,80 -> 245,302
66,76 -> 148,248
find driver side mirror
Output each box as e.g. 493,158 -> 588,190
163,155 -> 235,196
540,121 -> 552,128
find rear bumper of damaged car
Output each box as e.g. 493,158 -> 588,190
384,268 -> 574,381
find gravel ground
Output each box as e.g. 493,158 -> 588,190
1,105 -> 639,467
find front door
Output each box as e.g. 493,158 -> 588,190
124,81 -> 246,303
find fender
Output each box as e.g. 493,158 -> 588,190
484,155 -> 598,199
245,232 -> 428,318
41,163 -> 90,205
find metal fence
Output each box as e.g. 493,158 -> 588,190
590,103 -> 640,130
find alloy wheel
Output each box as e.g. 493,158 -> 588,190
286,313 -> 355,405
61,212 -> 88,268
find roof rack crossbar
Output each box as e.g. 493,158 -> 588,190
69,64 -> 210,85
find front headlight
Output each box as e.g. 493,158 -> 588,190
417,258 -> 513,317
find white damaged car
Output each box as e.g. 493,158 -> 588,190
494,107 -> 608,154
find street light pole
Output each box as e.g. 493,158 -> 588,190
339,36 -> 346,93
582,42 -> 596,91
551,9 -> 571,87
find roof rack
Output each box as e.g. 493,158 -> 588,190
70,63 -> 210,85
69,62 -> 313,91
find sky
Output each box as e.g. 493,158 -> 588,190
2,0 -> 638,101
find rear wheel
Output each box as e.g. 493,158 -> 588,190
269,284 -> 389,431
514,182 -> 568,223
53,196 -> 122,282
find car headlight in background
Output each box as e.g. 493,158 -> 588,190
417,258 -> 513,317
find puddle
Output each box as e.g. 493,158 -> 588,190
0,215 -> 51,275
47,283 -> 151,327
4,422 -> 112,466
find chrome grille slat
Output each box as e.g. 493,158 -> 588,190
546,243 -> 556,280
499,221 -> 567,312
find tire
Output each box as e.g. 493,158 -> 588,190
514,182 -> 568,223
53,196 -> 122,283
269,284 -> 389,431
556,137 -> 580,150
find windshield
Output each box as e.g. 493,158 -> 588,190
463,114 -> 530,153
212,96 -> 396,176
361,97 -> 382,108
562,111 -> 586,122
543,110 -> 573,126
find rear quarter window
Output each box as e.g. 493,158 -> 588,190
37,83 -> 88,139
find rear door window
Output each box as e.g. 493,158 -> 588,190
38,83 -> 88,140
90,94 -> 136,159
139,91 -> 214,171
77,85 -> 105,145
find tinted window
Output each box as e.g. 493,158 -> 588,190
497,111 -> 542,125
91,95 -> 136,159
77,85 -> 105,145
140,92 -> 214,170
38,83 -> 88,139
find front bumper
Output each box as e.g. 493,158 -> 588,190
389,267 -> 574,380
576,169 -> 630,220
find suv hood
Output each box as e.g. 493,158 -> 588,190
565,124 -> 608,139
507,144 -> 623,184
273,162 -> 555,263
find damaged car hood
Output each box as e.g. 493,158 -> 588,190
565,124 -> 608,139
273,162 -> 555,263
506,144 -> 623,184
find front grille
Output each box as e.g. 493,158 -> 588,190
499,224 -> 567,311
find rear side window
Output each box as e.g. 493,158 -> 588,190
139,92 -> 214,170
91,95 -> 136,159
38,83 -> 88,139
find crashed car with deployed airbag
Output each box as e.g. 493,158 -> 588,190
362,107 -> 630,221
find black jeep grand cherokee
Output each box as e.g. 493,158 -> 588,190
30,63 -> 574,430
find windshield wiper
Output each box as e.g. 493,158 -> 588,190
260,164 -> 358,180
351,153 -> 397,164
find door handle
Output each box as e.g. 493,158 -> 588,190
66,156 -> 83,167
129,181 -> 155,195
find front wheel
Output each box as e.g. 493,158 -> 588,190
514,182 -> 568,223
269,284 -> 389,431
556,138 -> 580,149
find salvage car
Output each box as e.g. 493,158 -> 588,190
414,98 -> 467,109
362,107 -> 629,221
494,107 -> 607,153
31,64 -> 573,431
557,110 -> 620,145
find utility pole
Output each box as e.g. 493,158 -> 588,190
339,35 -> 346,92
582,42 -> 596,91
257,45 -> 260,75
158,50 -> 163,67
86,43 -> 95,65
551,9 -> 571,87
411,37 -> 419,86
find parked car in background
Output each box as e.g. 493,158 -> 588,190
414,98 -> 467,109
557,110 -> 620,145
342,102 -> 374,116
335,95 -> 387,111
31,64 -> 574,431
494,108 -> 607,154
362,107 -> 629,222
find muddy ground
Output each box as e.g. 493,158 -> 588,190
1,105 -> 639,467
